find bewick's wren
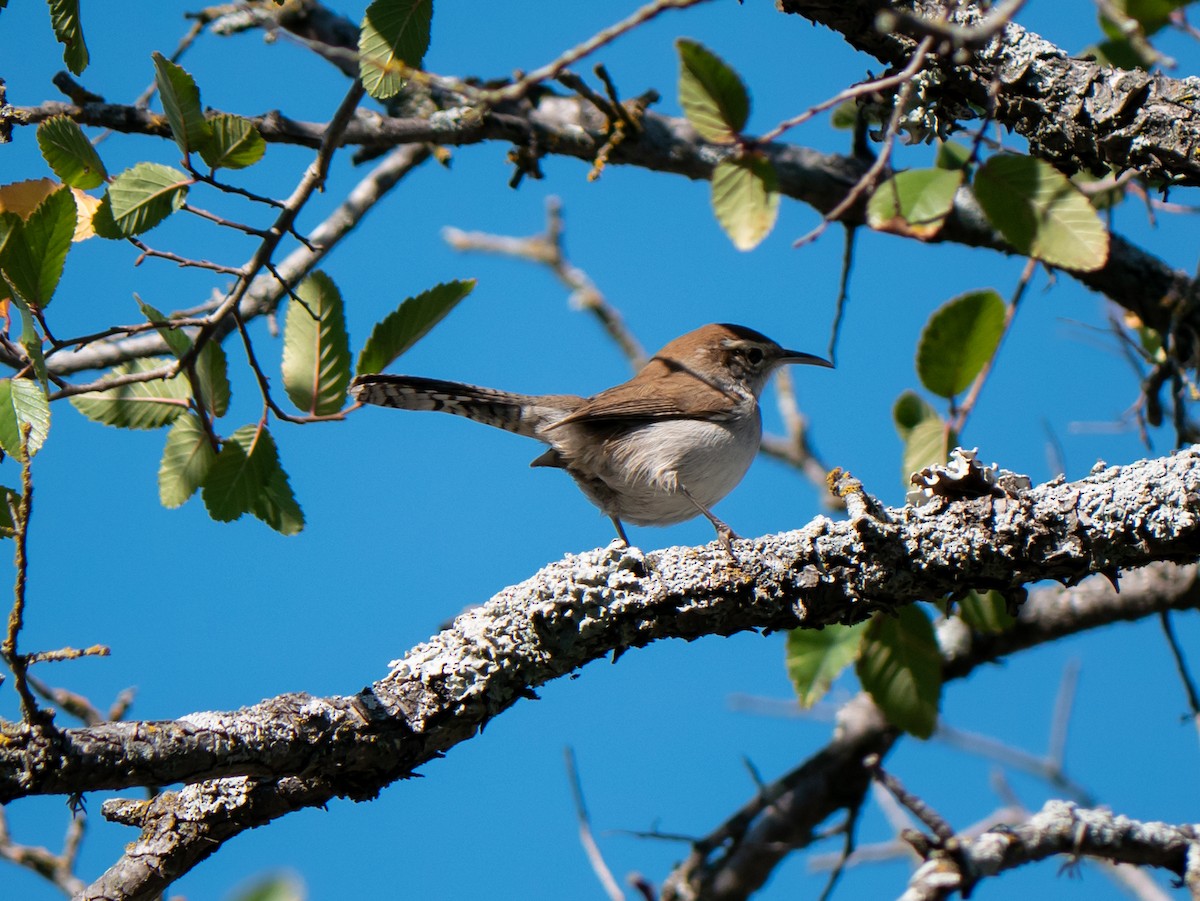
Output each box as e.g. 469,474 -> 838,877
350,323 -> 832,551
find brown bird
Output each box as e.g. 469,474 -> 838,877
351,323 -> 832,550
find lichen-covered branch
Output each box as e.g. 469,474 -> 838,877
0,448 -> 1158,897
3,448 -> 1200,805
777,0 -> 1200,187
899,801 -> 1200,901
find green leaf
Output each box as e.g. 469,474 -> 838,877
36,116 -> 107,188
158,413 -> 217,508
916,289 -> 1006,398
974,154 -> 1109,271
356,279 -> 475,375
785,622 -> 868,708
0,379 -> 50,457
253,465 -> 305,535
90,193 -> 121,240
70,357 -> 189,429
1100,0 -> 1185,38
711,156 -> 779,251
867,168 -> 962,239
676,38 -> 750,144
137,299 -> 230,416
935,139 -> 972,171
152,52 -> 212,157
13,302 -> 48,392
201,424 -> 275,523
137,297 -> 193,359
105,163 -> 189,236
893,389 -> 937,440
0,486 -> 20,539
957,589 -> 1016,634
0,187 -> 76,308
198,114 -> 266,170
359,0 -> 433,100
857,605 -> 942,739
282,272 -> 352,415
903,417 -> 952,486
47,0 -> 89,74
196,342 -> 231,418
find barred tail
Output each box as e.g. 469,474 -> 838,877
350,374 -> 581,439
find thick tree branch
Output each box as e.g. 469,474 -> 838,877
5,92 -> 1190,344
5,448 -> 1200,803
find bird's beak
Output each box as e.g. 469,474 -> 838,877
779,349 -> 835,369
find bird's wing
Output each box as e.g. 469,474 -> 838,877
549,369 -> 736,427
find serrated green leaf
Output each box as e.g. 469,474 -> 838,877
356,279 -> 475,375
857,605 -> 942,739
137,297 -> 193,359
136,300 -> 229,416
0,187 -> 75,308
282,272 -> 351,415
711,156 -> 779,251
676,38 -> 750,144
935,139 -> 972,171
0,379 -> 50,457
785,622 -> 868,708
917,289 -> 1006,399
893,389 -> 937,439
253,465 -> 304,535
36,116 -> 107,189
105,163 -> 189,237
359,0 -> 432,100
70,357 -> 189,429
0,486 -> 20,539
957,589 -> 1016,634
153,52 -> 211,157
196,342 -> 231,418
201,424 -> 283,524
903,417 -> 952,486
867,168 -> 962,239
974,154 -> 1109,271
158,413 -> 217,508
199,114 -> 266,170
47,0 -> 88,74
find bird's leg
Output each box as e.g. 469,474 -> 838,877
680,484 -> 739,555
610,516 -> 631,546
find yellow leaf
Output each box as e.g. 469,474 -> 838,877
0,178 -> 60,218
68,188 -> 100,241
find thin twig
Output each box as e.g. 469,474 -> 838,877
484,0 -> 714,104
177,78 -> 366,376
2,424 -> 41,723
1159,610 -> 1200,741
950,256 -> 1037,434
793,37 -> 933,248
565,747 -> 624,901
48,364 -> 178,401
1047,658 -> 1081,768
129,238 -> 247,276
866,755 -> 954,842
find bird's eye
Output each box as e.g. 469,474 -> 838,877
746,347 -> 765,365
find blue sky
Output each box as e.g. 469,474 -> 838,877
1,2 -> 1197,899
